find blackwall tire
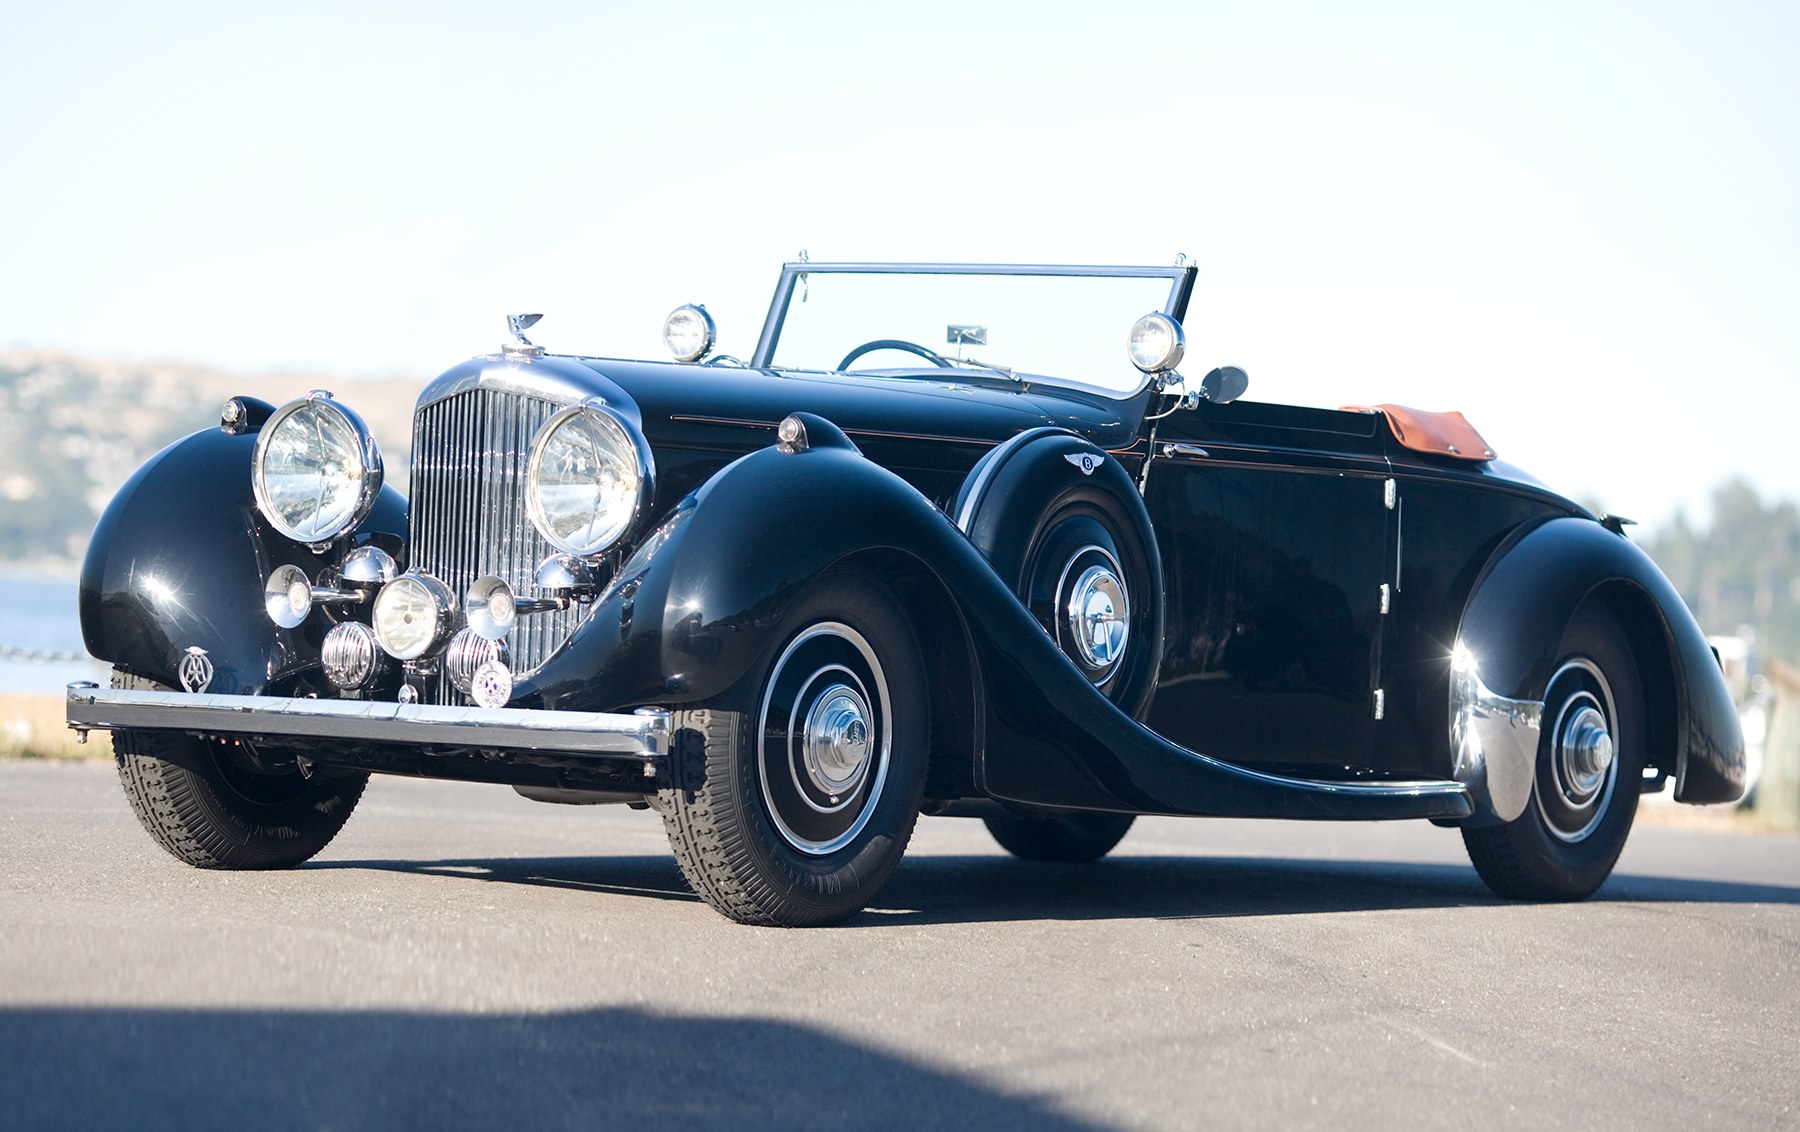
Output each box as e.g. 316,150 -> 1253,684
110,671 -> 367,870
658,573 -> 929,926
1462,607 -> 1645,900
984,811 -> 1136,862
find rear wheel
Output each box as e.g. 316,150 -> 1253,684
659,573 -> 929,926
1462,608 -> 1645,900
111,671 -> 367,869
984,811 -> 1135,862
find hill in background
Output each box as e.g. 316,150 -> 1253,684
0,349 -> 418,568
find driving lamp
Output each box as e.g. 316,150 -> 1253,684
1127,312 -> 1186,375
663,304 -> 716,363
373,572 -> 456,660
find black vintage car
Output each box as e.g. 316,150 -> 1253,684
68,261 -> 1745,926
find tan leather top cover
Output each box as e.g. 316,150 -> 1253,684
1342,403 -> 1495,462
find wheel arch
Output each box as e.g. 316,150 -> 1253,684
953,427 -> 1164,719
1457,516 -> 1743,805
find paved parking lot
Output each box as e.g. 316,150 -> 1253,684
4,760 -> 1797,1130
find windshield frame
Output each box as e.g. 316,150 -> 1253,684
750,262 -> 1198,398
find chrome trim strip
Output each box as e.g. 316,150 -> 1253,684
415,358 -> 601,415
778,262 -> 1194,277
67,684 -> 670,758
1450,643 -> 1543,825
954,427 -> 1067,534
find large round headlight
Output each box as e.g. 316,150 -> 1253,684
1127,312 -> 1186,375
252,392 -> 382,543
526,401 -> 649,556
662,304 -> 716,363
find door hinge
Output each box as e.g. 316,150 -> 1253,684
1379,583 -> 1391,614
1372,688 -> 1386,720
1384,478 -> 1397,510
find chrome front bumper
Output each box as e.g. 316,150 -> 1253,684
66,682 -> 670,760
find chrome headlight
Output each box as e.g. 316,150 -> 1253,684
1127,312 -> 1186,375
252,392 -> 382,543
526,401 -> 650,556
662,304 -> 716,363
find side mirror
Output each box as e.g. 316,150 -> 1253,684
1200,366 -> 1249,405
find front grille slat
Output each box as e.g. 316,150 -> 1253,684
408,388 -> 588,704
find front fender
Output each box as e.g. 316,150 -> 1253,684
1457,516 -> 1744,805
78,416 -> 407,695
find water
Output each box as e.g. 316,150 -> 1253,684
0,574 -> 107,694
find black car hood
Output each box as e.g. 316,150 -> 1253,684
571,356 -> 1147,452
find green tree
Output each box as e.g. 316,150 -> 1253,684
1642,479 -> 1800,666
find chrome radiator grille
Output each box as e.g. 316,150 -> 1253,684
409,387 -> 587,697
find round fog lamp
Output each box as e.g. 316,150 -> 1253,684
445,628 -> 511,695
321,622 -> 383,690
662,304 -> 716,363
1127,312 -> 1185,374
373,573 -> 456,660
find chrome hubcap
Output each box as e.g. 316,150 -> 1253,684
802,684 -> 872,796
1559,705 -> 1614,799
1537,658 -> 1619,844
1060,546 -> 1129,679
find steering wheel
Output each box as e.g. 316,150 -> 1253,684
837,339 -> 953,370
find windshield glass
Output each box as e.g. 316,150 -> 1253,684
756,265 -> 1189,396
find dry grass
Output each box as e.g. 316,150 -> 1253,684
0,692 -> 112,760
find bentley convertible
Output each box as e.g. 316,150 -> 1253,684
68,260 -> 1744,925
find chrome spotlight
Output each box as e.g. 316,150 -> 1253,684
264,564 -> 314,628
466,575 -> 518,641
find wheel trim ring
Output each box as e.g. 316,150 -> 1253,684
1054,543 -> 1129,682
1535,658 -> 1620,844
758,622 -> 892,856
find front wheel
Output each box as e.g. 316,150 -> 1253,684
111,672 -> 367,869
659,573 -> 929,926
1462,607 -> 1646,900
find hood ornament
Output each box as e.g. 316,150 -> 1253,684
504,313 -> 545,358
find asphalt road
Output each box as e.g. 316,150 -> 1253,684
3,760 -> 1797,1131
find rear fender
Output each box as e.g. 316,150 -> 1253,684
1457,516 -> 1744,808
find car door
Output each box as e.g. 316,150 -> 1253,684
1142,400 -> 1392,772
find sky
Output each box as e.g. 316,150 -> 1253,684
3,0 -> 1796,529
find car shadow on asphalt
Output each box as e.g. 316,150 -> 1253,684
304,853 -> 1800,926
0,1005 -> 1109,1132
